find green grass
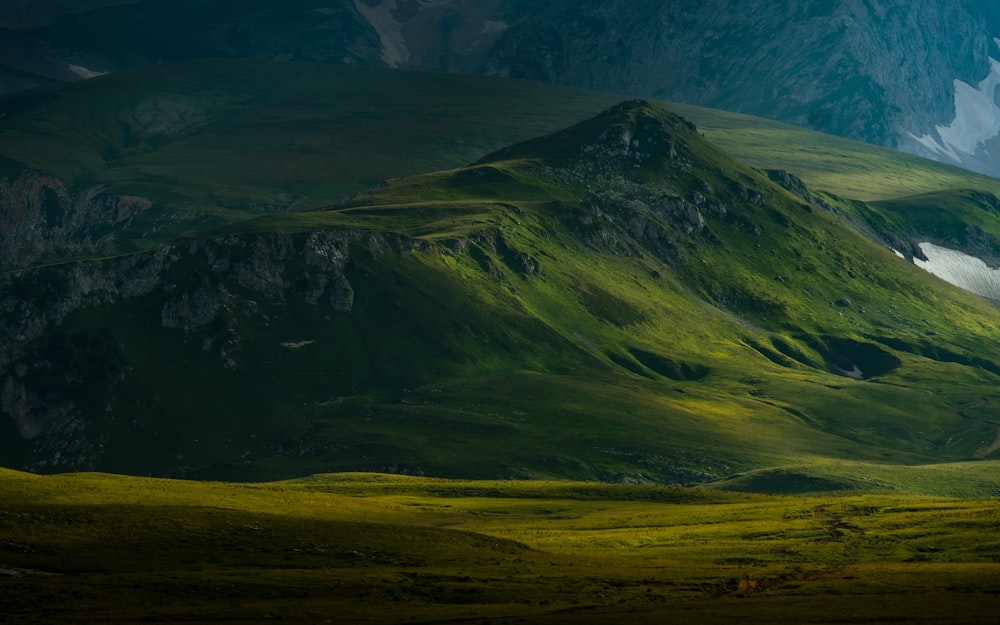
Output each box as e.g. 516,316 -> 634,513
669,102 -> 1000,202
0,60 -> 622,211
7,57 -> 1000,625
4,59 -> 1000,265
712,459 -> 1000,497
7,100 -> 1000,490
2,469 -> 999,624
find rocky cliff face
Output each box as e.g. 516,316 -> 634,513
0,102 -> 734,475
479,101 -> 728,265
471,1 -> 992,151
0,171 -> 153,268
0,225 -> 427,472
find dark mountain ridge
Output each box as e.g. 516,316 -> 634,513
4,0 -> 1000,176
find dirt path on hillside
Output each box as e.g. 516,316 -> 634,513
812,505 -> 863,541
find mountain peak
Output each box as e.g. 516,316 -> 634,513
478,99 -> 697,170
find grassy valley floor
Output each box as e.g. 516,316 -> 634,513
1,469 -> 998,624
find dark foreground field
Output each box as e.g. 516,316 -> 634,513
2,469 -> 998,624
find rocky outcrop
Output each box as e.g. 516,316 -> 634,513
194,230 -> 358,310
0,171 -> 153,268
0,226 -> 428,470
0,246 -> 170,370
474,1 -> 992,150
485,102 -> 727,266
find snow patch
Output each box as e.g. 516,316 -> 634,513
68,64 -> 106,79
913,241 -> 1000,300
280,340 -> 316,349
480,20 -> 508,34
910,39 -> 1000,163
354,0 -> 410,67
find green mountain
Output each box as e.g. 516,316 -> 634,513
3,61 -> 1000,495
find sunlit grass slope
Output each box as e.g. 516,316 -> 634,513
5,57 -> 1000,625
7,101 -> 1000,490
2,469 -> 998,624
668,102 -> 1000,201
865,188 -> 1000,247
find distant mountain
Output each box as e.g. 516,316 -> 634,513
0,0 -> 142,29
4,0 -> 1000,177
4,63 -> 1000,487
0,0 -> 383,94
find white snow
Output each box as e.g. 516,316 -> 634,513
910,39 -> 1000,163
353,0 -> 410,67
913,241 -> 1000,300
480,20 -> 508,35
68,64 -> 106,79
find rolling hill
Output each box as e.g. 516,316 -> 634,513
3,63 -> 1000,496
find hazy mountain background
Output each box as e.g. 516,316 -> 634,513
3,0 -> 1000,176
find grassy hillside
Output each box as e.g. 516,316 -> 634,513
5,63 -> 1000,623
0,60 -> 621,211
668,102 -> 1000,202
5,99 -> 1000,492
2,468 -> 999,624
2,59 -> 1000,258
4,62 -> 1000,491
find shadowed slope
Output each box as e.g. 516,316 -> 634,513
4,100 -> 1000,490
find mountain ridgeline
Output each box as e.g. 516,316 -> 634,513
5,1 -> 1000,176
4,96 -> 1000,491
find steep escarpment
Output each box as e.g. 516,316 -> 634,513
0,228 -> 422,471
0,171 -> 153,267
472,0 -> 990,150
